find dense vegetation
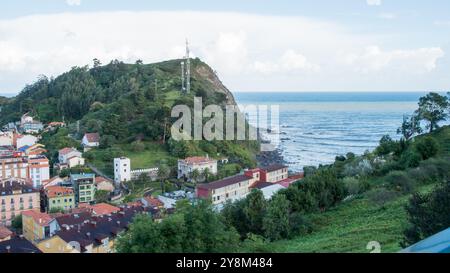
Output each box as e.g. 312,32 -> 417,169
1,59 -> 259,175
118,92 -> 450,253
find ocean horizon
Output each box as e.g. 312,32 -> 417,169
234,92 -> 432,172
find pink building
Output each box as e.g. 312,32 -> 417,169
0,178 -> 40,226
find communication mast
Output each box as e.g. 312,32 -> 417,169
181,61 -> 185,93
185,39 -> 191,94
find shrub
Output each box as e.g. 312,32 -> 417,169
289,212 -> 314,236
399,150 -> 421,168
415,137 -> 439,160
366,188 -> 398,208
343,177 -> 371,195
131,140 -> 145,152
384,171 -> 415,193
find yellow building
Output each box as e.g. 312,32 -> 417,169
37,236 -> 80,253
44,186 -> 75,212
22,210 -> 59,243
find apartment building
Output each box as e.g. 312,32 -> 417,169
0,178 -> 40,226
0,155 -> 50,188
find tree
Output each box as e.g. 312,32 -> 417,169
263,194 -> 291,241
117,200 -> 240,253
397,115 -> 423,141
95,190 -> 110,203
375,135 -> 397,156
243,189 -> 267,235
93,58 -> 102,68
190,169 -> 201,183
157,164 -> 171,193
11,215 -> 22,231
403,181 -> 450,247
416,92 -> 448,133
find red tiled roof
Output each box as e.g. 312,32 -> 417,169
59,147 -> 75,156
84,133 -> 100,143
0,226 -> 13,240
45,186 -> 74,198
22,210 -> 54,227
182,156 -> 216,165
143,197 -> 164,207
90,203 -> 120,216
95,176 -> 110,184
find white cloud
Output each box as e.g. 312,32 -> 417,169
0,11 -> 446,92
66,0 -> 81,6
340,46 -> 444,73
367,0 -> 382,6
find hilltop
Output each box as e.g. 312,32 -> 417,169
0,58 -> 259,175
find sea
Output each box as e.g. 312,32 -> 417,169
234,92 -> 429,172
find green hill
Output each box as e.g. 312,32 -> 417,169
1,58 -> 259,174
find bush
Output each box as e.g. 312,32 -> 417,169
131,140 -> 145,152
399,150 -> 421,168
384,171 -> 415,193
289,212 -> 314,236
343,177 -> 370,195
415,137 -> 439,160
366,188 -> 398,208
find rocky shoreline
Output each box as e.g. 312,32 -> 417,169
257,148 -> 286,167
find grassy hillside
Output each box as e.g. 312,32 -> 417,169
266,184 -> 435,253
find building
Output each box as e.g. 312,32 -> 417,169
28,156 -> 50,188
57,147 -> 85,170
43,186 -> 75,212
82,133 -> 100,149
15,134 -> 38,149
82,203 -> 120,216
196,165 -> 293,206
141,196 -> 164,209
42,176 -> 65,189
22,210 -> 59,243
401,228 -> 450,253
0,178 -> 40,226
58,147 -> 83,165
0,226 -> 13,242
114,157 -> 131,185
177,156 -> 218,180
196,173 -> 259,205
37,205 -> 148,253
20,113 -> 34,126
20,114 -> 44,134
0,237 -> 42,253
23,144 -> 47,158
0,155 -> 50,188
0,131 -> 13,146
95,176 -> 114,192
71,174 -> 96,204
260,164 -> 289,183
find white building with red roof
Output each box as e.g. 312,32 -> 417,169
82,133 -> 100,149
177,156 -> 218,180
58,147 -> 84,168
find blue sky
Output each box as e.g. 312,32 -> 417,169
1,0 -> 450,93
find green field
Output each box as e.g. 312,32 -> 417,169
86,141 -> 176,177
265,185 -> 436,253
124,142 -> 176,169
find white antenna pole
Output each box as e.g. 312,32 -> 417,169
181,61 -> 185,93
185,39 -> 191,94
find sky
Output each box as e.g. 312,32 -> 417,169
1,0 -> 450,93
